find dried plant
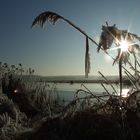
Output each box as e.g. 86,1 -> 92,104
32,11 -> 140,97
31,11 -> 98,45
98,24 -> 140,95
0,95 -> 30,140
0,94 -> 17,120
99,25 -> 140,65
85,37 -> 90,78
32,11 -> 99,77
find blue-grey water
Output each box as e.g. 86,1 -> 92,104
47,83 -> 130,101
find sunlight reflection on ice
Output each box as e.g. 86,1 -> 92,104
118,88 -> 130,97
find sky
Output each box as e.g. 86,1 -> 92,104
1,0 -> 140,76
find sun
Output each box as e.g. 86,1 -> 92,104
109,38 -> 131,53
119,40 -> 129,52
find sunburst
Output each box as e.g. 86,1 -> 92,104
109,37 -> 140,56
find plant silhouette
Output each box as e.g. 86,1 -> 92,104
31,11 -> 98,78
98,23 -> 140,95
32,11 -> 140,96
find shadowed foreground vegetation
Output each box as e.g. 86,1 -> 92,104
0,63 -> 140,140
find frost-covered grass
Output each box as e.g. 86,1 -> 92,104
1,62 -> 140,140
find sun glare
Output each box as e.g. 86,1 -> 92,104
119,88 -> 130,97
119,40 -> 129,52
109,39 -> 131,53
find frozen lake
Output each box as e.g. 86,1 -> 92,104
46,82 -> 130,101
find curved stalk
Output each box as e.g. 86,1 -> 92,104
61,17 -> 99,46
32,11 -> 99,47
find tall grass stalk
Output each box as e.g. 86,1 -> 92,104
119,58 -> 122,97
124,71 -> 138,90
98,71 -> 118,95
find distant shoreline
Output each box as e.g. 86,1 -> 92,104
20,75 -> 133,85
38,75 -> 132,85
45,79 -> 130,84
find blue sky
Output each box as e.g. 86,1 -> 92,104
1,0 -> 140,76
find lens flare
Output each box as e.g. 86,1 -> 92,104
109,39 -> 130,52
14,89 -> 18,93
119,40 -> 129,52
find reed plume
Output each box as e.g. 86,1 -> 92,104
32,11 -> 99,77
